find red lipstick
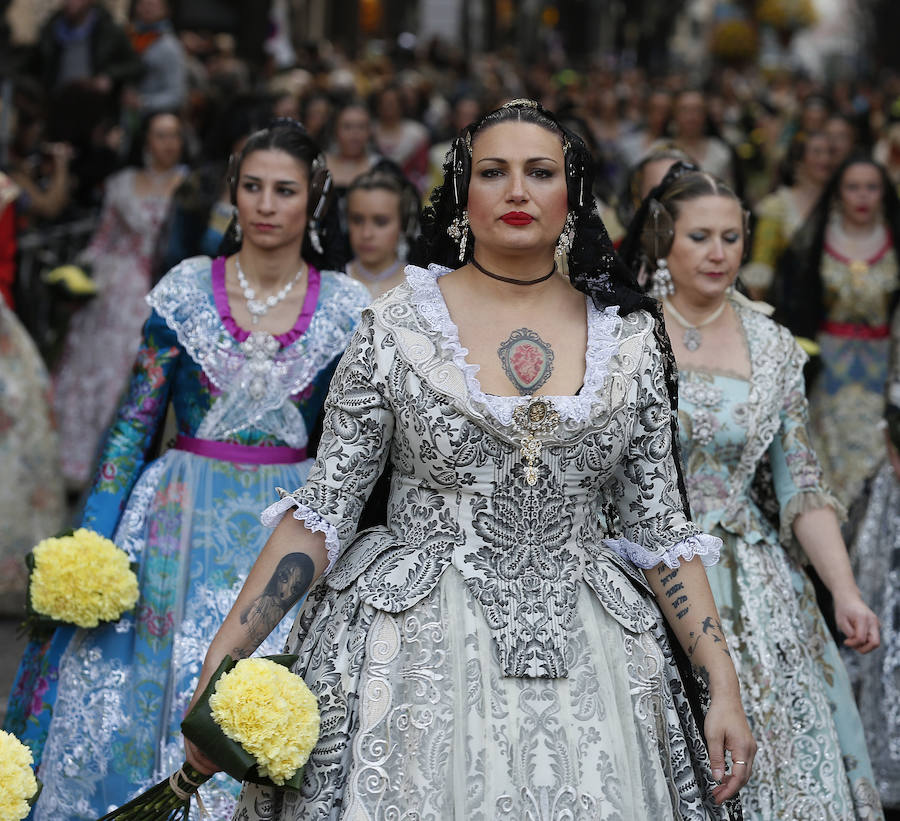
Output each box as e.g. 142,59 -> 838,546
500,211 -> 533,225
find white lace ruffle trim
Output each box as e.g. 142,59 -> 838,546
405,264 -> 620,426
260,495 -> 341,573
604,533 -> 722,570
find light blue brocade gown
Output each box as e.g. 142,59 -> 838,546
4,256 -> 369,820
676,299 -> 882,820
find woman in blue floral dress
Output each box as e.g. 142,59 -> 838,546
4,120 -> 369,820
623,165 -> 884,819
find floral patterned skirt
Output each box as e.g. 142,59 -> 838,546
234,568 -> 733,821
6,449 -> 312,821
843,461 -> 900,810
704,527 -> 882,820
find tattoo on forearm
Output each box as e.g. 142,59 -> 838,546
688,616 -> 730,659
657,566 -> 691,620
498,328 -> 555,395
239,553 -> 315,648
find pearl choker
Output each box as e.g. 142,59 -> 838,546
350,258 -> 404,282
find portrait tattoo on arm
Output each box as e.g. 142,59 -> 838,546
498,328 -> 555,395
239,552 -> 316,650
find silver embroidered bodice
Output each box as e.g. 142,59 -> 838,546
270,265 -> 720,678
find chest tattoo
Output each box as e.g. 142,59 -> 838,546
497,328 -> 555,395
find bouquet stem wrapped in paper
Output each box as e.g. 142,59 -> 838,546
98,654 -> 319,820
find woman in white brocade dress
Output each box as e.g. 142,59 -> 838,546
184,100 -> 756,821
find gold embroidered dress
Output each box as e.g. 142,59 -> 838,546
808,234 -> 899,507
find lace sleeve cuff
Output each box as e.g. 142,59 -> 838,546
260,492 -> 341,574
778,489 -> 847,565
603,533 -> 722,570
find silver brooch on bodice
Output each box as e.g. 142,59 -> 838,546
241,331 -> 280,400
682,378 -> 724,446
512,398 -> 560,486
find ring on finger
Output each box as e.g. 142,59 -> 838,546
733,760 -> 747,765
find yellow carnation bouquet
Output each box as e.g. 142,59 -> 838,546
0,730 -> 41,821
24,528 -> 139,637
99,654 -> 320,820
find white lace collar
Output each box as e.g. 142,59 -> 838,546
404,263 -> 620,426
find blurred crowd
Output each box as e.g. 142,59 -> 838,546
5,3 -> 900,304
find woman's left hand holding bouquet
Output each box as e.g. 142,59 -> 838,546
184,514 -> 330,774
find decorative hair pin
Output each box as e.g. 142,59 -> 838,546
269,117 -> 310,134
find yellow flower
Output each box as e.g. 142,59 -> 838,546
29,528 -> 139,629
0,731 -> 39,821
209,658 -> 320,785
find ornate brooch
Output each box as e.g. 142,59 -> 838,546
512,398 -> 560,486
241,331 -> 280,400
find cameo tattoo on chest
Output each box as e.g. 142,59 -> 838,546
498,328 -> 555,395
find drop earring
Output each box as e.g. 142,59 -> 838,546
447,210 -> 470,262
232,206 -> 242,242
648,258 -> 675,300
308,221 -> 323,254
397,235 -> 409,261
555,211 -> 576,257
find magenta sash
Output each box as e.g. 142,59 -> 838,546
174,434 -> 307,465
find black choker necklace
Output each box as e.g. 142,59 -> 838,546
471,258 -> 556,286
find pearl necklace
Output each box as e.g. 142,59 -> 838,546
236,257 -> 305,325
662,296 -> 727,351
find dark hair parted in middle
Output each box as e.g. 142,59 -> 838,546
619,162 -> 749,287
774,154 -> 900,339
411,98 -> 651,317
346,160 -> 421,242
220,118 -> 344,271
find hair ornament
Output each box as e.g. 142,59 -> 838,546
502,98 -> 541,109
450,137 -> 468,206
269,116 -> 310,134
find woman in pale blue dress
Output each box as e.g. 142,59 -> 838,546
623,164 -> 884,819
4,120 -> 370,820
